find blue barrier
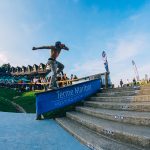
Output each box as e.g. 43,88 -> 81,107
36,79 -> 101,115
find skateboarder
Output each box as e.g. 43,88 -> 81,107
32,41 -> 69,90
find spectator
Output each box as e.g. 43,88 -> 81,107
70,74 -> 73,85
25,86 -> 30,91
120,79 -> 123,87
74,75 -> 78,79
71,74 -> 73,80
62,73 -> 69,86
38,77 -> 42,90
62,74 -> 67,80
57,74 -> 63,87
126,79 -> 129,87
38,77 -> 42,83
33,76 -> 38,90
47,76 -> 51,83
133,78 -> 136,86
42,77 -> 48,91
33,76 -> 38,83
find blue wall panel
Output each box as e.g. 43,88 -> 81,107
36,79 -> 101,115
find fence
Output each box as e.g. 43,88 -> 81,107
0,72 -> 110,91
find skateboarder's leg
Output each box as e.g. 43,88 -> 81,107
47,59 -> 58,88
57,61 -> 64,75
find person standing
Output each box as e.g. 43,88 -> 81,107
32,41 -> 69,89
120,79 -> 123,87
126,79 -> 129,87
133,78 -> 136,86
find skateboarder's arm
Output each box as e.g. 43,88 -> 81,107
32,46 -> 55,50
62,44 -> 69,51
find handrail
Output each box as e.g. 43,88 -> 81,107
1,72 -> 110,89
14,72 -> 108,85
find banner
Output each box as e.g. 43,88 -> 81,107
102,51 -> 109,72
132,60 -> 140,81
36,79 -> 101,115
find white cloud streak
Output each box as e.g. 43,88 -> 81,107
0,53 -> 8,65
0,1 -> 149,87
112,33 -> 148,63
69,59 -> 105,77
69,2 -> 150,86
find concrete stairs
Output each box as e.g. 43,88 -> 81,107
56,86 -> 150,150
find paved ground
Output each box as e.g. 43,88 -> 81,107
0,112 -> 89,150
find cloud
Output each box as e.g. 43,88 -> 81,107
138,64 -> 150,79
102,2 -> 150,86
0,0 -> 149,88
0,53 -> 8,65
112,33 -> 148,63
69,1 -> 150,86
69,59 -> 105,77
107,2 -> 150,64
0,1 -> 48,67
72,1 -> 150,87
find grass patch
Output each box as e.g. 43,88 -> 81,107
0,87 -> 37,113
13,91 -> 37,113
0,87 -> 84,117
0,87 -> 21,101
0,97 -> 17,112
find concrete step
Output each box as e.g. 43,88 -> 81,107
139,89 -> 150,95
140,85 -> 150,89
97,89 -> 150,97
66,111 -> 150,149
97,91 -> 139,97
90,95 -> 150,103
102,87 -> 140,93
84,101 -> 150,112
56,117 -> 140,150
76,106 -> 150,126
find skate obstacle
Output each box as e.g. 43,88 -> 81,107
35,72 -> 109,116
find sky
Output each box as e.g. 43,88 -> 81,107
0,0 -> 150,86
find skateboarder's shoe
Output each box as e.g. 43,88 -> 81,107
36,114 -> 44,120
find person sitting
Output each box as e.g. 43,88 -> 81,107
57,74 -> 63,87
62,74 -> 68,86
70,74 -> 74,85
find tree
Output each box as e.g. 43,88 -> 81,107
0,63 -> 11,75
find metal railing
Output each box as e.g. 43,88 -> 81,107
0,72 -> 110,91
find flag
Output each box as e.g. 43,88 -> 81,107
102,51 -> 109,72
132,60 -> 140,81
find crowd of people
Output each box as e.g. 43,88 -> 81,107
119,78 -> 150,87
0,73 -> 78,92
30,73 -> 78,90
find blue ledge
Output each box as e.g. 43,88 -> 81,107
36,79 -> 101,115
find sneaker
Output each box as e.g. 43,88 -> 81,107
48,86 -> 58,90
51,87 -> 58,90
36,115 -> 42,120
36,114 -> 44,120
